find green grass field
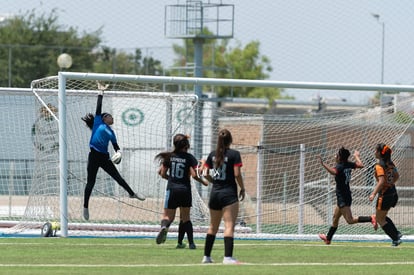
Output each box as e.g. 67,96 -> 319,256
0,237 -> 413,275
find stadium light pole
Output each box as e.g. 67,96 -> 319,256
371,13 -> 385,106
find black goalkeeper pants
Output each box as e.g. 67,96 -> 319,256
83,148 -> 134,208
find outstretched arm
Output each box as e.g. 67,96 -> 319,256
318,155 -> 336,175
95,94 -> 103,116
95,81 -> 109,116
353,150 -> 364,168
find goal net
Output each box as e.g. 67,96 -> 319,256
3,72 -> 414,240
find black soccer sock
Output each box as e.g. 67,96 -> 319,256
385,217 -> 397,231
385,217 -> 400,237
177,221 -> 185,244
184,221 -> 194,244
357,216 -> 372,223
160,219 -> 170,229
204,234 -> 216,257
224,236 -> 234,257
327,226 -> 337,241
382,222 -> 398,241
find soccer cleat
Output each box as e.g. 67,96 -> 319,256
371,215 -> 378,231
318,233 -> 331,245
156,227 -> 168,244
202,256 -> 214,264
176,243 -> 186,249
189,243 -> 196,249
222,257 -> 242,265
392,239 -> 402,247
83,208 -> 89,221
130,192 -> 146,201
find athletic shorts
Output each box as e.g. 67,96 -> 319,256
376,192 -> 398,211
164,188 -> 192,209
336,193 -> 352,208
208,187 -> 238,211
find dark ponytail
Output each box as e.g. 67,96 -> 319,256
82,113 -> 95,130
214,129 -> 233,169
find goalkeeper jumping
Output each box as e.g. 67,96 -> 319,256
81,82 -> 145,221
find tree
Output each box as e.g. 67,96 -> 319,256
93,48 -> 164,76
171,35 -> 286,101
0,9 -> 101,87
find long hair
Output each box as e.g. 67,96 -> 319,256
214,129 -> 233,169
337,147 -> 350,162
155,134 -> 190,167
376,143 -> 394,168
81,113 -> 95,130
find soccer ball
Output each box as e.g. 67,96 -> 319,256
111,151 -> 122,164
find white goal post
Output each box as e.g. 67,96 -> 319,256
4,72 -> 414,240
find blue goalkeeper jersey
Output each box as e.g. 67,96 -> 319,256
89,115 -> 117,154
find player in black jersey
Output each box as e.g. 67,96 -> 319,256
318,147 -> 377,245
154,134 -> 207,249
201,129 -> 245,265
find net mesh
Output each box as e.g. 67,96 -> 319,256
2,74 -> 414,239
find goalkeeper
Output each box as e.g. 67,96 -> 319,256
81,83 -> 145,221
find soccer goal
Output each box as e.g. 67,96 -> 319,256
4,72 -> 414,240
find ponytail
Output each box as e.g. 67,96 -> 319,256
376,143 -> 394,168
214,129 -> 233,169
81,113 -> 95,130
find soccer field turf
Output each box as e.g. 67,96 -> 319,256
0,237 -> 413,275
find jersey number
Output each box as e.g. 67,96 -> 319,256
171,162 -> 185,179
213,164 -> 227,181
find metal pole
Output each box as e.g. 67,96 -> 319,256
298,144 -> 305,234
372,13 -> 385,107
256,142 -> 263,233
381,21 -> 385,84
8,47 -> 12,87
58,72 -> 68,237
193,38 -> 204,159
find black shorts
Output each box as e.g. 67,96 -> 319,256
208,187 -> 238,211
336,193 -> 352,208
377,192 -> 398,211
164,188 -> 192,209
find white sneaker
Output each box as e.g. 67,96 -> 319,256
83,208 -> 89,221
222,257 -> 241,265
202,256 -> 214,264
130,192 -> 146,201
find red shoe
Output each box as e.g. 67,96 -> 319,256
318,233 -> 331,245
371,215 -> 378,231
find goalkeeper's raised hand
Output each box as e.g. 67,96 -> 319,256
97,81 -> 109,96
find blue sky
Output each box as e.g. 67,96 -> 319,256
3,1 -> 414,103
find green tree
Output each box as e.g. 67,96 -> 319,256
172,36 -> 286,101
0,9 -> 101,87
94,48 -> 164,76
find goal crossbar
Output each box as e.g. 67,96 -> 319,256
58,72 -> 414,92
